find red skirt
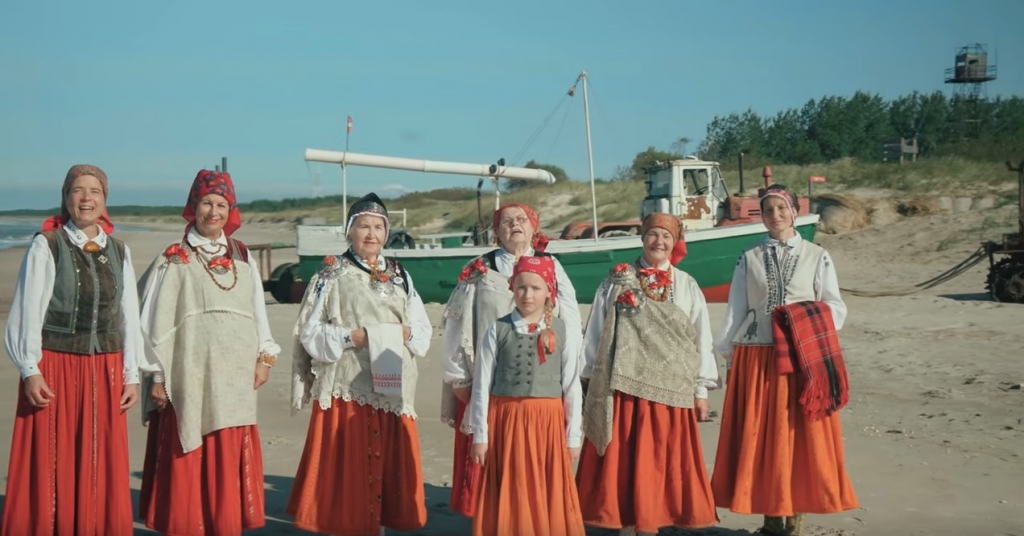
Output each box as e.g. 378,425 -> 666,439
1,350 -> 133,536
711,345 -> 859,516
449,398 -> 483,517
576,392 -> 718,533
472,396 -> 585,536
286,399 -> 427,535
139,408 -> 266,536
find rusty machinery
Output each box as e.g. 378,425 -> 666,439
984,158 -> 1024,303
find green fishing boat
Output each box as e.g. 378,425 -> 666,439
270,72 -> 820,304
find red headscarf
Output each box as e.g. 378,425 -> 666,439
510,255 -> 558,362
42,164 -> 116,234
492,203 -> 549,253
641,213 -> 688,265
182,170 -> 242,237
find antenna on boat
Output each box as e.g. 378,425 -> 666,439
570,71 -> 600,241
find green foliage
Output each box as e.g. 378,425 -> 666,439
505,160 -> 571,191
614,147 -> 684,181
699,91 -> 1024,165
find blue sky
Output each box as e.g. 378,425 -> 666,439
1,0 -> 1022,210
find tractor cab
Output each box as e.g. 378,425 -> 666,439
641,157 -> 730,230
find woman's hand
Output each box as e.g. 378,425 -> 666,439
150,382 -> 169,412
401,324 -> 411,341
254,363 -> 270,390
694,397 -> 711,422
120,384 -> 140,412
569,446 -> 581,464
470,443 -> 488,465
23,374 -> 55,408
350,327 -> 369,348
453,385 -> 472,404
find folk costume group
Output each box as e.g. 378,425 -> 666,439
1,163 -> 857,536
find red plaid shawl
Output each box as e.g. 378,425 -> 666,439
772,301 -> 850,421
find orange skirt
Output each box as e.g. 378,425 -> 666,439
286,399 -> 426,535
576,392 -> 718,533
138,408 -> 266,536
472,396 -> 585,536
711,345 -> 859,516
450,398 -> 483,517
1,351 -> 133,536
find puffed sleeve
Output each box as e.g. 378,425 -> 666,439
686,275 -> 721,398
117,245 -> 144,384
469,323 -> 498,444
402,271 -> 432,358
814,251 -> 847,330
4,235 -> 56,379
714,255 -> 748,365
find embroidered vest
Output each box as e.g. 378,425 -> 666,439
489,314 -> 565,398
731,240 -> 823,346
40,230 -> 125,355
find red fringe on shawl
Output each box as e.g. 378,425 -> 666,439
1,351 -> 133,536
139,408 -> 266,536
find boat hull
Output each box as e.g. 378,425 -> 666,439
295,215 -> 819,304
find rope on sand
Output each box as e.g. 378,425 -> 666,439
840,245 -> 988,298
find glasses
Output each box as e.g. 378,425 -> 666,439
499,216 -> 530,228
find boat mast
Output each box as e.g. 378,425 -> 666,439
579,71 -> 599,241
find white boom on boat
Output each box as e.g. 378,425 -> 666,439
304,149 -> 557,183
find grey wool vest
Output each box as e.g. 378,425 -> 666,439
489,314 -> 566,398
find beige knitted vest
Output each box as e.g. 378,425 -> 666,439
291,255 -> 417,418
145,254 -> 259,453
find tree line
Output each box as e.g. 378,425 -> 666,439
697,91 -> 1024,166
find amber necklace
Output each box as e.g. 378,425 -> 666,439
187,239 -> 239,292
636,260 -> 673,302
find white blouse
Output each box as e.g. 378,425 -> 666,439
441,247 -> 584,386
468,310 -> 583,448
4,222 -> 144,384
714,234 -> 847,364
138,228 -> 282,381
299,252 -> 432,362
582,259 -> 721,398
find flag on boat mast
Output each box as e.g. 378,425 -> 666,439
343,115 -> 353,230
347,116 -> 353,136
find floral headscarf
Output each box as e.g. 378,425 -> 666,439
183,170 -> 242,236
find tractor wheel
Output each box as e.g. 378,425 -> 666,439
986,257 -> 1024,304
270,263 -> 300,304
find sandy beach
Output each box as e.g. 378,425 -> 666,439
0,207 -> 1022,536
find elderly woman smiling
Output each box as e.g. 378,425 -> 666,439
288,193 -> 433,536
439,202 -> 584,517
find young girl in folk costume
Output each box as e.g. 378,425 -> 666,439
577,213 -> 720,536
289,193 -> 433,536
3,165 -> 142,536
469,255 -> 585,536
137,170 -> 281,535
440,202 -> 583,517
712,184 -> 858,536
